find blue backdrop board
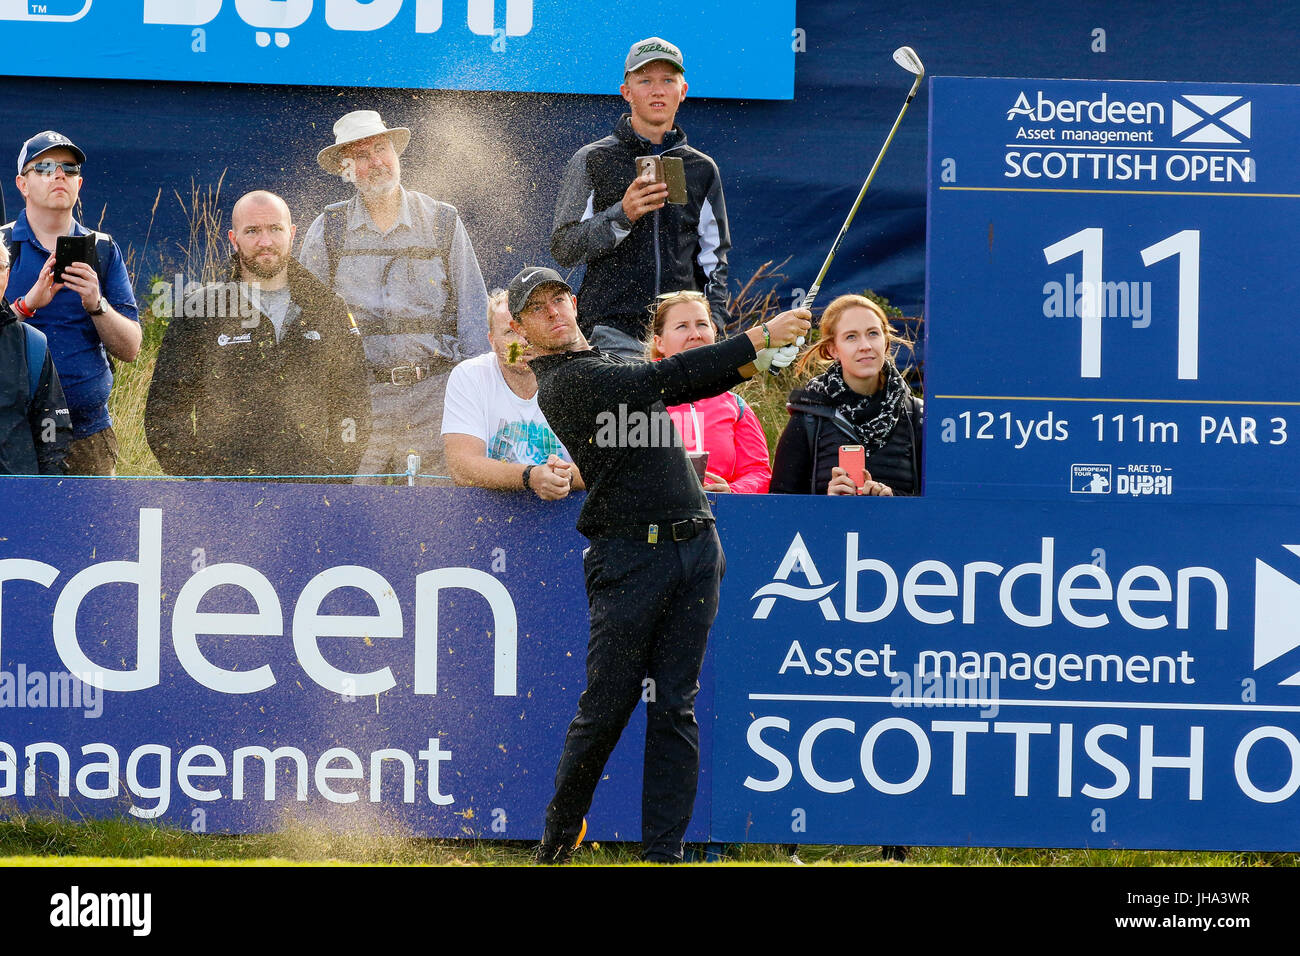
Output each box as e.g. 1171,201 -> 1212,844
5,482 -> 1300,850
709,496 -> 1300,851
0,481 -> 711,842
926,76 -> 1296,504
0,1 -> 795,99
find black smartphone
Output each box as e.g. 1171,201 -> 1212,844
54,234 -> 97,283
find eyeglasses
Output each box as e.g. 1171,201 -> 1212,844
23,160 -> 82,178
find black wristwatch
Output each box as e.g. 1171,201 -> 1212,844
88,296 -> 108,316
522,464 -> 536,493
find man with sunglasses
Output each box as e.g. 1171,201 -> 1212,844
3,131 -> 140,476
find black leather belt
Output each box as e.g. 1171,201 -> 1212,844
599,517 -> 714,544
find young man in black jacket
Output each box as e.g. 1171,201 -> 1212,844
145,191 -> 371,481
508,266 -> 808,862
0,243 -> 71,475
550,37 -> 732,357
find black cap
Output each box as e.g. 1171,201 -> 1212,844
18,131 -> 85,175
507,266 -> 572,316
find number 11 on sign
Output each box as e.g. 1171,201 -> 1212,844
1043,227 -> 1201,381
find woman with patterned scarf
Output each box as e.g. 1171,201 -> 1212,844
770,294 -> 923,496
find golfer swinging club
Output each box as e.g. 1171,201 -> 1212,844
507,265 -> 810,863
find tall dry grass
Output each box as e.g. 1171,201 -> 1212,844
109,174 -> 230,476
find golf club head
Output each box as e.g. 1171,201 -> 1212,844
892,45 -> 924,77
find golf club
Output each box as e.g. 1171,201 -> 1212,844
773,45 -> 924,368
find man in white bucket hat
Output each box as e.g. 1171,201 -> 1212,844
301,109 -> 489,483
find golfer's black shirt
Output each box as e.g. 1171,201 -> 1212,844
530,333 -> 756,539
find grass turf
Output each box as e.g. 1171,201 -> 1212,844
0,813 -> 1293,866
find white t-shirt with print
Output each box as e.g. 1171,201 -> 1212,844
440,351 -> 572,464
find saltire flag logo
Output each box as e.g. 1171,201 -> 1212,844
1171,95 -> 1252,143
1254,545 -> 1300,686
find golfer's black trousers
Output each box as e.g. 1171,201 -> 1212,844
542,526 -> 724,861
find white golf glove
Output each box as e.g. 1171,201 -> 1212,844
769,343 -> 799,369
754,344 -> 800,373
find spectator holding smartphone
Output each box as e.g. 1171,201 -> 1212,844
646,290 -> 771,493
4,131 -> 140,476
770,294 -> 923,496
551,36 -> 732,359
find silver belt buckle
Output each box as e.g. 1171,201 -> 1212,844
390,365 -> 424,386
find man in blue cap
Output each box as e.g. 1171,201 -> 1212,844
3,130 -> 139,476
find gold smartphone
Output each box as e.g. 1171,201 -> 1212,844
636,155 -> 687,204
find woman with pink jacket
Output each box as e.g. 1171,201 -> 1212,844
646,291 -> 772,494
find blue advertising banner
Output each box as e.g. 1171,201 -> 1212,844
0,480 -> 711,842
7,481 -> 1300,848
926,77 -> 1299,503
0,1 -> 795,99
709,496 -> 1300,850
9,483 -> 1300,850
